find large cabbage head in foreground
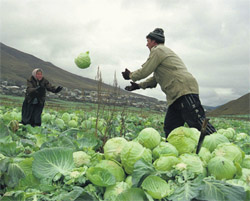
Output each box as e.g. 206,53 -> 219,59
167,127 -> 200,155
104,137 -> 128,162
137,127 -> 161,150
212,143 -> 245,164
120,141 -> 152,174
207,156 -> 237,180
202,133 -> 229,152
152,142 -> 179,160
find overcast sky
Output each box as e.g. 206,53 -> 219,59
1,0 -> 249,106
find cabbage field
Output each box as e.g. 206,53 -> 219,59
0,104 -> 250,201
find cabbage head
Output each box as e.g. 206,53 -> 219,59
208,156 -> 237,180
81,117 -> 105,130
8,120 -> 19,133
242,155 -> 250,169
179,154 -> 205,175
86,167 -> 116,187
68,120 -> 78,128
4,111 -> 19,123
62,113 -> 71,123
202,133 -> 229,152
75,51 -> 91,69
81,119 -> 93,129
104,181 -> 130,200
141,175 -> 171,199
0,153 -> 5,160
121,141 -> 152,174
89,117 -> 106,129
212,143 -> 245,164
70,171 -> 81,179
236,133 -> 249,141
104,137 -> 127,162
73,151 -> 91,167
95,160 -> 125,182
137,127 -> 161,150
42,113 -> 51,123
3,111 -> 21,122
167,127 -> 200,155
125,176 -> 133,188
198,147 -> 212,166
217,128 -> 236,141
70,114 -> 78,122
153,156 -> 180,171
142,148 -> 152,162
55,118 -> 65,129
240,168 -> 250,185
175,163 -> 187,171
152,142 -> 178,160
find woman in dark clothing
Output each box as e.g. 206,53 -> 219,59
21,68 -> 63,126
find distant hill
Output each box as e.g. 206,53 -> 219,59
0,42 -> 158,101
208,93 -> 250,116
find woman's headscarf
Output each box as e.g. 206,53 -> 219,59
32,68 -> 43,80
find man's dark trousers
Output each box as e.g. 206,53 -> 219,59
164,94 -> 216,137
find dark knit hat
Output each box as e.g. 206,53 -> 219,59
146,28 -> 165,43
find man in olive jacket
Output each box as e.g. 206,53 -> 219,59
122,28 -> 216,137
21,68 -> 63,126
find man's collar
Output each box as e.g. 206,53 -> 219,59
151,45 -> 158,50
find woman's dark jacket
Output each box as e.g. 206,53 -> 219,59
25,76 -> 57,104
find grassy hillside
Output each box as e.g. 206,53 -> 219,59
208,93 -> 250,116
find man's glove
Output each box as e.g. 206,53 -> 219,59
122,68 -> 131,80
55,86 -> 63,93
125,82 -> 140,91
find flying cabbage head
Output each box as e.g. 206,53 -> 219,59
75,51 -> 91,69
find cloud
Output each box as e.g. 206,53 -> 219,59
1,0 -> 249,107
